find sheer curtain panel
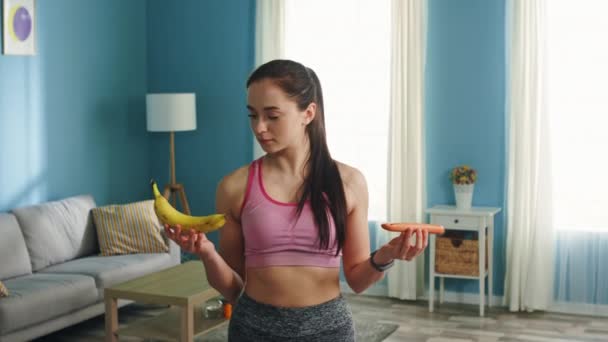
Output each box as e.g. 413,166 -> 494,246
546,0 -> 608,315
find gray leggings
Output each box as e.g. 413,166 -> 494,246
228,292 -> 355,341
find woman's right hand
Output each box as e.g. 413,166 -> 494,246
164,224 -> 216,259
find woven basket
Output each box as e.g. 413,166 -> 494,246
435,236 -> 487,276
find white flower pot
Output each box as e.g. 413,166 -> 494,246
454,184 -> 474,209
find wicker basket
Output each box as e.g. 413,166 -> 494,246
435,236 -> 487,276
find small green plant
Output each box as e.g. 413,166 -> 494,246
450,165 -> 477,185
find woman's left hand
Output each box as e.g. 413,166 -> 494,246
375,228 -> 429,264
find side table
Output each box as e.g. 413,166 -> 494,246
426,205 -> 501,316
104,261 -> 227,342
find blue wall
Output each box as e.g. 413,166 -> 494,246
426,0 -> 506,296
146,0 -> 255,245
0,0 -> 149,212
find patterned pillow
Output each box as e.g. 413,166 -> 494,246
92,200 -> 169,256
0,280 -> 8,298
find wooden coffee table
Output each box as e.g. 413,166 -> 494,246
104,260 -> 227,342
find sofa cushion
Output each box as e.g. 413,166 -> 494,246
0,213 -> 32,279
39,252 -> 176,297
12,195 -> 98,271
0,273 -> 98,335
92,200 -> 169,256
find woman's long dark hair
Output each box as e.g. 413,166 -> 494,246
247,60 -> 347,255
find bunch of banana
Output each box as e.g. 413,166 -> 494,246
150,180 -> 226,233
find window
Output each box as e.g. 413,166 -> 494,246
546,0 -> 608,231
284,0 -> 391,220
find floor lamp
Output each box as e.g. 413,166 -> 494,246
146,93 -> 197,215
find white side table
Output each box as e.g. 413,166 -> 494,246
426,205 -> 501,316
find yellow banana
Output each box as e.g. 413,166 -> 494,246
150,180 -> 226,233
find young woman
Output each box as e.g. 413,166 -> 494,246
164,59 -> 428,341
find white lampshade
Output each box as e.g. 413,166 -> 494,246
146,93 -> 197,132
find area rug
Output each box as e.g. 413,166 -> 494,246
33,303 -> 398,342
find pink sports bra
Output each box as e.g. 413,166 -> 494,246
240,158 -> 341,268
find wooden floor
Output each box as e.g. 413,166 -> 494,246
31,292 -> 608,341
345,294 -> 608,342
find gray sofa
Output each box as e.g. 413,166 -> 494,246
0,195 -> 180,342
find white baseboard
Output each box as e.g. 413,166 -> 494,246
550,301 -> 608,317
341,282 -> 608,317
419,289 -> 505,307
340,281 -> 504,306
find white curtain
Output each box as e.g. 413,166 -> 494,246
546,0 -> 608,315
252,0 -> 285,160
382,0 -> 427,300
503,0 -> 555,311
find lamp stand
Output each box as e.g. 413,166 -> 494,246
162,131 -> 191,215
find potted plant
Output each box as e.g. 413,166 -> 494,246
449,165 -> 477,209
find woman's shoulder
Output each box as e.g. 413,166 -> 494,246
217,162 -> 252,198
334,161 -> 367,213
334,161 -> 367,190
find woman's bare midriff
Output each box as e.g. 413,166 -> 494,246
244,266 -> 341,308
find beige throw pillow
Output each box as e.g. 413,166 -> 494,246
92,200 -> 168,256
0,281 -> 8,298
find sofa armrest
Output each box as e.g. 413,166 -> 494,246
167,238 -> 181,264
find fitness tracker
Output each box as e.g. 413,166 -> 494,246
369,250 -> 394,272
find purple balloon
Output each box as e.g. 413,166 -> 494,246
13,7 -> 32,41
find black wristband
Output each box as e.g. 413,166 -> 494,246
370,250 -> 394,272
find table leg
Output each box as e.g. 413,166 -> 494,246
439,277 -> 444,304
429,234 -> 436,312
488,219 -> 494,308
181,304 -> 194,342
104,296 -> 118,342
479,226 -> 486,317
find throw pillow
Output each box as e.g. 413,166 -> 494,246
0,280 -> 8,298
92,200 -> 169,256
